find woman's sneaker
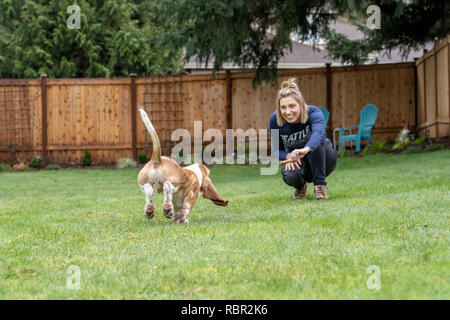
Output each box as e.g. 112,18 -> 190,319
314,185 -> 328,200
293,185 -> 307,200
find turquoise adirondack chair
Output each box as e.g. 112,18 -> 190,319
333,104 -> 378,152
319,107 -> 330,128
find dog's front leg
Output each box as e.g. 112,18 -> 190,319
173,204 -> 190,223
140,183 -> 155,219
174,191 -> 197,223
162,181 -> 175,218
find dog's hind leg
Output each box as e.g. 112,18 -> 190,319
140,183 -> 155,219
162,181 -> 176,218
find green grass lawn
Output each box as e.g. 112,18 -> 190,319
0,150 -> 449,299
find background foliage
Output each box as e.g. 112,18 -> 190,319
157,0 -> 448,83
0,0 -> 183,78
324,0 -> 449,65
159,0 -> 337,84
0,1 -> 448,81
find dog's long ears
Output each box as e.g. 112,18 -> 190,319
139,108 -> 161,163
199,164 -> 228,206
202,177 -> 229,206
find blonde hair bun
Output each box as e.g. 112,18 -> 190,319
280,78 -> 299,90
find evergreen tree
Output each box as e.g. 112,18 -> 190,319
160,0 -> 448,83
159,0 -> 336,84
0,0 -> 183,78
324,0 -> 449,65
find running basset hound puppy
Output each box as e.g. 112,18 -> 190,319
137,109 -> 228,223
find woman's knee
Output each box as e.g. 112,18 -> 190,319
282,167 -> 305,187
325,150 -> 338,176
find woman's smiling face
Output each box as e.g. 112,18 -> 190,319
279,96 -> 301,124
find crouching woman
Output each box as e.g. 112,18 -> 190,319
269,78 -> 337,200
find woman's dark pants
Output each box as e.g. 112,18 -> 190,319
282,141 -> 337,188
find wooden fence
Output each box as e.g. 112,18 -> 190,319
0,61 -> 422,164
415,35 -> 450,138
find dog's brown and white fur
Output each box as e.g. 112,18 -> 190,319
137,109 -> 228,223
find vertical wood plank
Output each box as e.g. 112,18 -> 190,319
130,74 -> 137,160
40,74 -> 48,161
325,63 -> 332,134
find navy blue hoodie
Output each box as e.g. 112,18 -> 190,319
269,105 -> 333,160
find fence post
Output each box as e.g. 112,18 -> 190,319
130,73 -> 137,160
433,40 -> 439,136
40,74 -> 48,161
413,58 -> 418,132
226,70 -> 232,129
448,34 -> 450,137
325,63 -> 332,137
423,49 -> 427,126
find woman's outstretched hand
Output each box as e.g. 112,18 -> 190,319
283,147 -> 311,171
291,147 -> 311,159
284,152 -> 301,171
285,158 -> 301,171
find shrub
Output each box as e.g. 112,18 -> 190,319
45,164 -> 61,171
337,148 -> 348,158
82,150 -> 92,166
402,146 -> 422,154
0,163 -> 12,172
413,137 -> 426,145
31,156 -> 44,168
372,141 -> 389,153
117,158 -> 137,169
424,144 -> 444,152
362,141 -> 388,156
138,154 -> 148,164
361,146 -> 369,156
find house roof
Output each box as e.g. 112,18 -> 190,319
329,20 -> 365,41
184,19 -> 429,71
327,20 -> 432,62
184,40 -> 341,71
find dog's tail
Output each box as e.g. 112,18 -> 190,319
139,108 -> 161,164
